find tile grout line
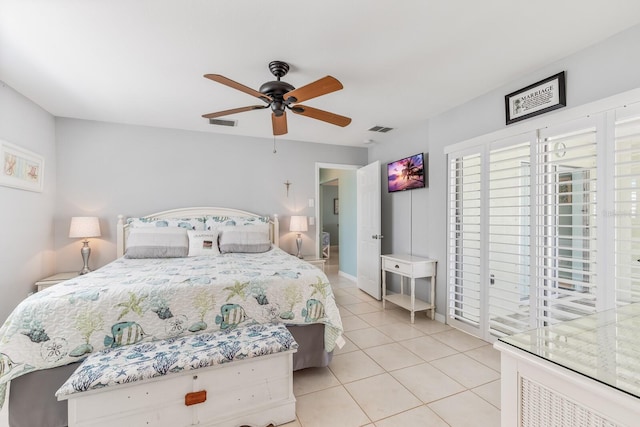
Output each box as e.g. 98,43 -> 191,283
293,272 -> 501,426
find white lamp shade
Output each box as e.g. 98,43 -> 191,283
69,217 -> 101,239
289,215 -> 308,232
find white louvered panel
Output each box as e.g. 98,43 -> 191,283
536,125 -> 598,325
488,141 -> 532,337
448,154 -> 482,327
614,115 -> 640,304
520,377 -> 620,427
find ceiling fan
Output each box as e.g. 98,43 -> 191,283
202,60 -> 351,136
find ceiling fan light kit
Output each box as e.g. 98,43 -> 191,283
203,61 -> 351,136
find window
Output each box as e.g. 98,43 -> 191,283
614,108 -> 640,304
537,119 -> 599,324
448,152 -> 482,328
447,100 -> 640,341
488,140 -> 532,335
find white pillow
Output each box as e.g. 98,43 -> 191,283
125,228 -> 189,258
219,225 -> 271,253
187,230 -> 220,256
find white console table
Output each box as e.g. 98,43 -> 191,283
380,254 -> 436,323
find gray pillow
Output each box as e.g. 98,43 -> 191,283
219,226 -> 271,253
125,227 -> 189,258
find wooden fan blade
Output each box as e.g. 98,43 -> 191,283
272,111 -> 288,135
202,105 -> 267,119
291,105 -> 351,127
204,74 -> 272,103
284,76 -> 343,103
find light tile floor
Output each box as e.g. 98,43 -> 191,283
284,267 -> 501,427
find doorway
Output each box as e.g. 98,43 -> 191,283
320,179 -> 340,273
315,163 -> 359,280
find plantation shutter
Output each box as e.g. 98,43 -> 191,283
614,107 -> 640,304
445,98 -> 640,341
487,139 -> 533,336
448,152 -> 482,328
536,119 -> 599,324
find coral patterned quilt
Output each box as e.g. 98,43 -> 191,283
0,247 -> 342,408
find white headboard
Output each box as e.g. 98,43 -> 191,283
116,207 -> 280,258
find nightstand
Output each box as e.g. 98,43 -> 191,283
381,254 -> 437,323
35,272 -> 79,292
303,257 -> 326,272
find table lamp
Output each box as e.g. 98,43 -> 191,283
289,215 -> 308,258
69,216 -> 101,275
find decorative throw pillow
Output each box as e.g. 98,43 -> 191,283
219,225 -> 271,253
125,228 -> 189,258
187,230 -> 220,256
127,217 -> 205,231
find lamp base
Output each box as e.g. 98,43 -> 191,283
79,240 -> 92,275
295,234 -> 303,259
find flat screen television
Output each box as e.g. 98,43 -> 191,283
387,152 -> 426,192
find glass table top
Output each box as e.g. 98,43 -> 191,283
499,303 -> 640,399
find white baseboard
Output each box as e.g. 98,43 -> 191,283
338,271 -> 356,282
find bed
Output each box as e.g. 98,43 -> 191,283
1,207 -> 343,427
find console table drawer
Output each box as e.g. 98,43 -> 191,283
382,258 -> 434,277
382,258 -> 412,275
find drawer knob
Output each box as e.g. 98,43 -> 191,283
185,390 -> 207,406
395,264 -> 400,268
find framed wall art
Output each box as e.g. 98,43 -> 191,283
505,71 -> 566,125
1,140 -> 45,192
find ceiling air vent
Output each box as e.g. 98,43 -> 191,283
368,125 -> 394,133
209,118 -> 237,127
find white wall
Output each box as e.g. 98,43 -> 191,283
368,23 -> 640,316
0,82 -> 56,323
53,118 -> 368,271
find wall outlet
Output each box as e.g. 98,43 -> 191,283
309,216 -> 315,226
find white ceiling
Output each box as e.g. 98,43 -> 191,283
2,1 -> 640,147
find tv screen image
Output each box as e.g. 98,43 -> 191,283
387,153 -> 426,192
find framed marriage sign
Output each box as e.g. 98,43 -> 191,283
1,140 -> 45,192
505,71 -> 566,125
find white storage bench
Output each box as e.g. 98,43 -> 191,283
56,323 -> 298,427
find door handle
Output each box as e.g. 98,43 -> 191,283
371,234 -> 384,239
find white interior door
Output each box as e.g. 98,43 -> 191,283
357,161 -> 382,299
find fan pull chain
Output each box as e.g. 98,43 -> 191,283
273,135 -> 277,154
